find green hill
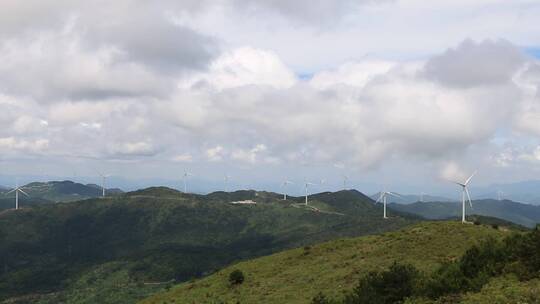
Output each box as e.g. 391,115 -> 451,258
141,221 -> 511,304
389,199 -> 540,227
0,189 -> 417,303
0,181 -> 123,211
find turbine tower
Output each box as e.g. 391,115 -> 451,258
97,172 -> 110,198
6,182 -> 30,210
452,171 -> 476,224
182,171 -> 193,193
497,190 -> 504,201
224,174 -> 231,192
304,179 -> 316,206
376,191 -> 401,219
342,175 -> 349,190
281,180 -> 293,200
420,192 -> 426,202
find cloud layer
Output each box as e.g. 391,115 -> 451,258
1,1 -> 540,189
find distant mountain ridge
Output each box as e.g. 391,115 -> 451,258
0,180 -> 123,210
472,180 -> 540,205
389,199 -> 540,227
369,192 -> 452,204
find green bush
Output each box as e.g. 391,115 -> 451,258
312,292 -> 333,304
344,262 -> 420,304
229,269 -> 245,285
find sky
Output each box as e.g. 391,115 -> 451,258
1,0 -> 540,196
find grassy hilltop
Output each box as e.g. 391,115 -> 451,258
141,221 -> 511,304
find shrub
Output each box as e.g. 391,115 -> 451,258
312,292 -> 332,304
344,262 -> 420,304
229,269 -> 245,285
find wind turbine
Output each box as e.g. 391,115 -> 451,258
281,180 -> 293,200
224,174 -> 231,192
342,175 -> 349,190
452,171 -> 476,224
182,171 -> 193,193
304,179 -> 316,206
6,182 -> 29,210
376,191 -> 401,219
420,192 -> 427,202
497,190 -> 504,201
97,172 -> 110,198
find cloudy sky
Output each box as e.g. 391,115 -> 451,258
1,0 -> 540,195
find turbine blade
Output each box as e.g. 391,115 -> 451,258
465,187 -> 473,209
18,189 -> 30,197
453,181 -> 466,187
6,189 -> 16,195
375,192 -> 384,203
465,171 -> 477,186
387,192 -> 402,198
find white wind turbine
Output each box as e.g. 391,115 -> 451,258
342,175 -> 349,190
281,180 -> 293,200
304,179 -> 316,206
497,190 -> 504,201
420,192 -> 427,202
376,190 -> 401,219
97,171 -> 110,198
452,171 -> 476,224
6,181 -> 30,210
182,171 -> 193,193
224,174 -> 232,192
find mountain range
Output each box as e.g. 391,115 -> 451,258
369,192 -> 452,204
0,188 -> 417,303
0,180 -> 123,211
471,180 -> 540,205
389,199 -> 540,227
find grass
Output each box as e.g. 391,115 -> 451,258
141,221 -> 510,304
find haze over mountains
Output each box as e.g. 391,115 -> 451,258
390,199 -> 540,228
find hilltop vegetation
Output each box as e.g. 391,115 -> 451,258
142,222 -> 510,304
0,181 -> 123,211
315,222 -> 540,304
390,199 -> 540,227
0,188 -> 417,303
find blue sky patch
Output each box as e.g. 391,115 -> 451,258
525,47 -> 540,58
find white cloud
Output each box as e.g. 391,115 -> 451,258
231,144 -> 269,164
109,141 -> 156,157
206,146 -> 225,161
180,47 -> 297,90
172,153 -> 193,162
0,1 -> 539,188
309,60 -> 395,89
0,137 -> 49,152
423,39 -> 525,88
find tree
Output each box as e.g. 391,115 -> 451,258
345,262 -> 420,304
229,269 -> 245,285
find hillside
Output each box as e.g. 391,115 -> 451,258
0,188 -> 417,303
369,193 -> 452,205
389,199 -> 540,227
0,181 -> 123,210
141,221 -> 511,304
473,179 -> 540,205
